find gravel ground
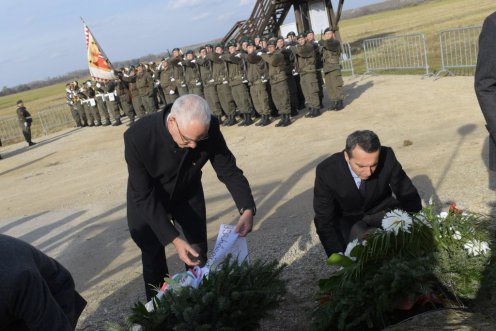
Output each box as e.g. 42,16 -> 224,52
0,75 -> 494,330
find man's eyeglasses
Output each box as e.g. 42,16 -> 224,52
173,118 -> 209,144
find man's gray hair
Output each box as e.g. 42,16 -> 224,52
170,95 -> 211,127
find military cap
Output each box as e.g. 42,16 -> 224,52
16,100 -> 23,105
254,34 -> 261,39
227,40 -> 237,48
205,43 -> 213,48
286,31 -> 296,37
267,39 -> 277,46
247,39 -> 256,47
199,46 -> 206,52
267,32 -> 275,39
172,47 -> 180,52
215,43 -> 224,49
297,32 -> 306,39
129,65 -> 135,70
276,36 -> 285,41
161,57 -> 169,62
185,49 -> 194,55
306,29 -> 314,35
324,27 -> 334,33
260,36 -> 267,42
240,35 -> 248,42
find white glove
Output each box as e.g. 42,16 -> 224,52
170,77 -> 175,82
178,61 -> 183,66
286,45 -> 291,49
257,52 -> 263,56
169,90 -> 175,95
191,59 -> 196,63
24,122 -> 28,127
235,53 -> 241,58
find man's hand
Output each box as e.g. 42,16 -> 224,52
235,210 -> 253,237
172,237 -> 201,266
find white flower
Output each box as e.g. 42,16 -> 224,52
344,239 -> 360,261
439,211 -> 448,219
382,209 -> 413,235
452,231 -> 462,240
463,240 -> 491,256
415,211 -> 432,228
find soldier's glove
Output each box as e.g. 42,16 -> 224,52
24,122 -> 28,127
178,61 -> 183,66
235,53 -> 242,58
256,52 -> 263,56
191,59 -> 196,63
169,90 -> 175,95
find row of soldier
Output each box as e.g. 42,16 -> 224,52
66,28 -> 345,128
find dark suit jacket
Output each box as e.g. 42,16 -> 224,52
124,106 -> 255,246
475,11 -> 496,171
313,146 -> 422,256
0,234 -> 86,331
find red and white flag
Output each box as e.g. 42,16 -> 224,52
81,17 -> 116,81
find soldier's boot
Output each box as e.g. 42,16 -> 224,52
276,114 -> 290,127
291,108 -> 299,117
95,121 -> 102,127
238,113 -> 246,127
112,119 -> 122,126
305,108 -> 315,118
328,101 -> 337,111
226,114 -> 237,126
243,113 -> 254,126
261,115 -> 271,127
335,100 -> 344,111
312,108 -> 322,118
250,107 -> 260,119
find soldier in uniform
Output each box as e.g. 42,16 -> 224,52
156,58 -> 178,106
122,64 -> 156,114
197,45 -> 223,120
115,77 -> 136,126
291,33 -> 322,118
320,27 -> 345,111
221,40 -> 253,126
170,48 -> 189,97
93,81 -> 111,126
70,81 -> 88,127
277,36 -> 300,116
246,40 -> 271,126
103,80 -> 122,126
81,81 -> 102,126
65,83 -> 82,127
207,44 -> 237,126
306,30 -> 324,107
260,39 -> 292,127
127,66 -> 146,118
183,50 -> 204,98
15,100 -> 36,146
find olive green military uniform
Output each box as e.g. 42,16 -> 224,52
196,57 -> 223,118
184,59 -> 204,98
207,52 -> 236,117
221,52 -> 251,116
312,41 -> 325,107
320,38 -> 344,105
277,46 -> 301,114
260,52 -> 291,115
129,80 -> 145,118
246,52 -> 271,117
137,70 -> 157,114
80,87 -> 102,126
94,82 -> 111,125
70,87 -> 88,126
103,81 -> 122,125
66,88 -> 82,127
292,43 -> 321,111
170,56 -> 189,97
115,79 -> 135,124
157,66 -> 178,106
16,105 -> 34,145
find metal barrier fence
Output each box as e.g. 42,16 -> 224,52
0,117 -> 25,145
38,104 -> 75,135
341,42 -> 355,76
363,33 -> 429,75
437,26 -> 481,77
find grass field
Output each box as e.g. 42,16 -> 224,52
0,0 -> 494,120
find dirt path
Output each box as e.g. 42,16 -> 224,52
0,75 -> 494,330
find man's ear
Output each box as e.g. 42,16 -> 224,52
344,150 -> 350,163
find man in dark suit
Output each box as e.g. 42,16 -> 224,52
0,234 -> 86,331
313,130 -> 422,256
475,11 -> 496,172
124,94 -> 256,300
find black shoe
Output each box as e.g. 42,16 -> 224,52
28,142 -> 37,146
261,115 -> 271,126
95,122 -> 102,127
102,121 -> 111,126
276,114 -> 291,127
238,113 -> 246,127
328,101 -> 337,111
226,114 -> 237,126
255,115 -> 265,126
305,108 -> 314,118
312,108 -> 322,117
112,120 -> 122,126
335,100 -> 344,111
243,114 -> 254,126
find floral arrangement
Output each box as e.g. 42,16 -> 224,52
313,204 -> 494,331
108,257 -> 287,331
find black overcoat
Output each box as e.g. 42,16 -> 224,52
124,106 -> 255,246
475,11 -> 496,171
313,147 -> 422,256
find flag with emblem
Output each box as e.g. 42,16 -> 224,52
81,17 -> 116,81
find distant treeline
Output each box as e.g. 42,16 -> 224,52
0,40 -> 219,97
342,0 -> 428,19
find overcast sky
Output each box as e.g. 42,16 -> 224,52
0,0 -> 382,88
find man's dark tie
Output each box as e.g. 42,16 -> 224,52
359,180 -> 366,197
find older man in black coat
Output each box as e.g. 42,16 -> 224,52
313,130 -> 422,256
475,11 -> 496,172
124,94 -> 256,300
0,234 -> 86,331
